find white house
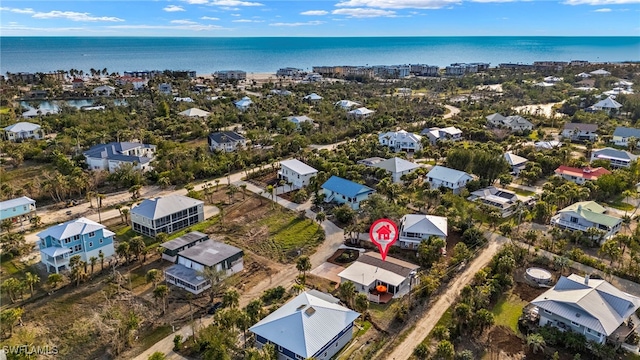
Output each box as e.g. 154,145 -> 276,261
131,195 -> 204,238
554,166 -> 611,185
116,76 -> 147,90
590,69 -> 611,76
398,214 -> 448,250
270,89 -> 292,96
92,85 -> 116,96
158,83 -> 172,95
551,201 -> 622,242
338,252 -> 420,303
561,123 -> 598,142
207,131 -> 247,152
467,187 -> 521,217
164,239 -> 243,295
303,93 -> 323,102
486,113 -> 534,132
174,97 -> 194,103
422,126 -> 463,145
321,176 -> 375,210
286,115 -> 313,128
612,127 -> 640,148
426,166 -> 474,194
179,108 -> 210,118
371,157 -> 421,183
591,148 -> 638,169
504,152 -> 528,176
234,96 -> 253,111
37,217 -> 115,273
250,291 -> 360,360
588,96 -> 622,114
335,100 -> 360,109
278,159 -> 318,188
378,130 -> 423,152
3,122 -> 43,141
348,107 -> 375,119
531,274 -> 640,344
84,142 -> 156,173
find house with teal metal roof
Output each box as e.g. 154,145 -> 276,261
321,176 -> 375,210
551,201 -> 622,243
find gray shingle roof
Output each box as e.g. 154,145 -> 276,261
160,231 -> 208,251
613,127 -> 640,139
83,142 -> 155,164
208,131 -> 246,144
563,123 -> 598,132
131,195 -> 203,220
178,239 -> 243,267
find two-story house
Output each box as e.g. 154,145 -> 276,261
84,142 -> 156,173
278,159 -> 318,188
551,201 -> 622,243
321,176 -> 375,210
504,152 -> 529,176
158,83 -> 172,95
426,166 -> 474,194
561,123 -> 598,142
398,214 -> 448,250
422,127 -> 463,145
591,148 -> 638,169
612,127 -> 640,148
286,115 -> 314,128
486,113 -> 534,132
0,196 -> 36,230
531,274 -> 640,345
554,166 -> 611,185
207,131 -> 247,152
3,122 -> 43,141
131,195 -> 204,238
37,217 -> 115,273
467,187 -> 522,217
348,107 -> 375,119
371,157 -> 421,183
378,130 -> 423,152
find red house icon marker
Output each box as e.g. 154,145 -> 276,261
376,225 -> 392,241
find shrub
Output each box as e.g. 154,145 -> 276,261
413,343 -> 430,360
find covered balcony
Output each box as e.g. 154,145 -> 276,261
40,247 -> 72,273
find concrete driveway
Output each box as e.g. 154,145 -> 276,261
310,262 -> 344,285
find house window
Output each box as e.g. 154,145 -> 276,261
89,232 -> 95,238
570,217 -> 579,223
64,238 -> 71,244
277,345 -> 282,352
100,239 -> 104,244
88,242 -> 93,248
543,309 -> 552,315
571,321 -> 580,327
74,244 -> 82,252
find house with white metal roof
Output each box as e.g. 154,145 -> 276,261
398,214 -> 447,250
348,107 -> 375,119
422,126 -> 463,145
335,100 -> 360,109
130,195 -> 204,238
37,217 -> 115,273
531,274 -> 640,344
3,122 -> 43,141
234,96 -> 253,111
321,176 -> 374,210
590,69 -> 611,76
551,201 -> 622,243
0,196 -> 36,230
612,127 -> 640,148
371,157 -> 421,183
588,96 -> 622,114
178,108 -> 210,118
278,159 -> 318,188
164,239 -> 243,295
286,115 -> 314,128
504,151 -> 529,175
591,147 -> 638,169
303,93 -> 323,102
84,142 -> 156,173
378,130 -> 423,152
250,291 -> 360,360
92,85 -> 116,96
426,165 -> 474,195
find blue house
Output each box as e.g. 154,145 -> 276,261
37,217 -> 116,273
321,176 -> 375,210
250,291 -> 360,360
0,196 -> 36,230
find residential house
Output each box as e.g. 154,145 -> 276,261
590,69 -> 611,76
159,231 -> 208,262
3,122 -> 43,141
531,274 -> 640,345
174,97 -> 193,103
612,127 -> 640,148
130,195 -> 204,238
72,78 -> 84,89
92,85 -> 116,96
178,108 -> 210,118
551,201 -> 622,242
303,73 -> 323,82
278,159 -> 318,188
22,108 -> 57,118
371,157 -> 421,183
422,126 -> 463,145
250,291 -> 360,360
426,166 -> 474,194
486,113 -> 534,132
561,123 -> 598,142
591,148 -> 638,169
84,142 -> 156,173
467,187 -> 521,217
321,176 -> 375,210
214,70 -> 246,81
588,97 -> 622,114
286,115 -> 313,128
504,152 -> 529,176
555,166 -> 611,185
398,214 -> 448,250
116,76 -> 147,90
335,100 -> 360,109
378,130 -> 423,152
576,72 -> 592,78
338,252 -> 420,303
270,89 -> 292,96
37,217 -> 115,273
303,93 -> 323,102
348,107 -> 375,119
207,131 -> 247,152
357,157 -> 386,166
164,239 -> 243,295
234,96 -> 253,111
0,197 -> 36,230
158,83 -> 172,95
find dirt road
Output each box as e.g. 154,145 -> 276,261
384,233 -> 507,360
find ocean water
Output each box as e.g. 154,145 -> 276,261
1,36 -> 639,74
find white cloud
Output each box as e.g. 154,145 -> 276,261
210,0 -> 263,6
334,0 -> 459,9
171,19 -> 198,24
332,8 -> 397,17
109,24 -> 223,31
300,10 -> 329,15
32,11 -> 124,22
564,0 -> 640,4
163,5 -> 186,12
470,0 -> 515,2
219,7 -> 241,10
0,7 -> 35,14
270,20 -> 325,26
231,13 -> 241,16
232,19 -> 264,22
201,16 -> 220,20
593,7 -> 613,10
183,0 -> 209,3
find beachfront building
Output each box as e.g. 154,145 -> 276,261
371,157 -> 421,183
164,239 -> 243,295
422,126 -> 463,145
467,187 -> 521,217
159,231 -> 209,263
207,131 -> 247,152
410,64 -> 439,77
504,151 -> 529,176
130,195 -> 204,238
378,130 -> 423,152
530,274 -> 640,345
0,197 -> 36,231
278,159 -> 318,188
398,214 -> 448,250
591,148 -> 638,169
214,70 -> 246,81
561,123 -> 598,142
276,67 -> 303,77
426,166 -> 474,195
554,166 -> 611,185
37,217 -> 115,273
178,108 -> 210,118
250,291 -> 360,360
321,176 -> 374,210
338,252 -> 420,303
84,142 -> 156,173
612,127 -> 640,148
348,107 -> 375,119
486,113 -> 534,132
551,201 -> 622,243
3,122 -> 43,141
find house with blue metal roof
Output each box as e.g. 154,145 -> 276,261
591,147 -> 638,169
321,176 -> 375,210
84,142 -> 156,173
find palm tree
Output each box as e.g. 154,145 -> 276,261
296,255 -> 312,284
23,272 -> 39,296
129,236 -> 146,262
99,250 -> 105,272
526,333 -> 546,354
315,212 -> 326,223
146,269 -> 162,286
354,293 -> 369,314
121,208 -> 130,224
116,242 -> 130,264
339,281 -> 356,308
222,288 -> 240,309
153,285 -> 170,313
239,184 -> 247,200
47,273 -> 63,290
30,215 -> 42,229
89,256 -> 98,275
553,256 -> 571,276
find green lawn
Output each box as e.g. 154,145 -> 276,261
506,186 -> 536,197
426,305 -> 453,339
137,325 -> 173,355
606,200 -> 635,212
169,215 -> 220,239
256,210 -> 322,260
1,256 -> 23,275
491,293 -> 527,334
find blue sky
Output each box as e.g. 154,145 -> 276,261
1,0 -> 638,36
